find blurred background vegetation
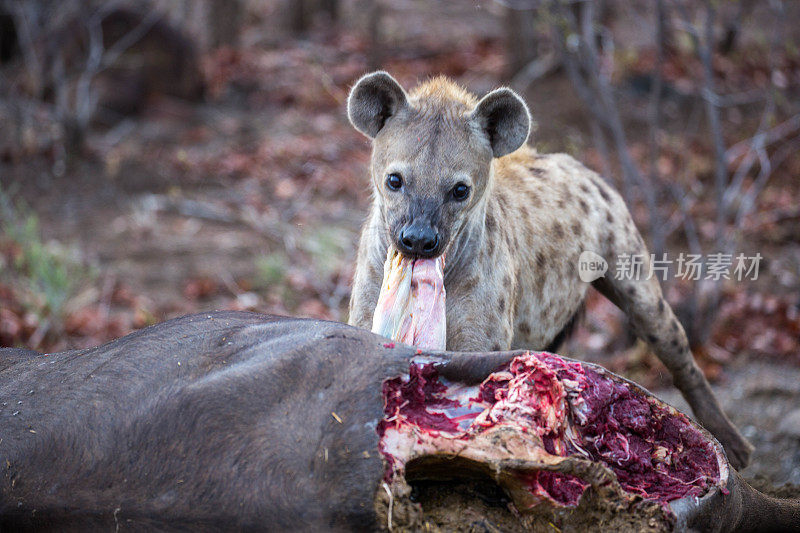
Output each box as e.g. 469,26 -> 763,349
2,0 -> 799,361
1,0 -> 800,482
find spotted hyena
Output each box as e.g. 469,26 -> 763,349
346,71 -> 752,468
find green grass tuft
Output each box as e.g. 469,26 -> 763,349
0,187 -> 84,321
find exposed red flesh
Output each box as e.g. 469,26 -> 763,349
381,362 -> 462,435
523,470 -> 588,506
378,351 -> 721,509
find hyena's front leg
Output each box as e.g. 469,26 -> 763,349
348,263 -> 381,330
593,241 -> 754,469
348,225 -> 385,330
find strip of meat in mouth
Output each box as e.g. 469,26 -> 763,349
371,247 -> 446,350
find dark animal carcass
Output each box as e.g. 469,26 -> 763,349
0,312 -> 797,531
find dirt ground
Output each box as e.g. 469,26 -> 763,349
2,0 -> 799,513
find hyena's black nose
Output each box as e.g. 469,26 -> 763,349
399,224 -> 440,257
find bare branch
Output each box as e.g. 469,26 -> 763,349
547,0 -> 664,254
100,9 -> 162,70
646,0 -> 667,256
43,1 -> 163,154
733,131 -> 800,234
725,113 -> 800,164
667,183 -> 703,257
73,10 -> 104,127
723,0 -> 787,252
589,118 -> 613,181
674,1 -> 728,245
5,0 -> 44,97
509,51 -> 560,90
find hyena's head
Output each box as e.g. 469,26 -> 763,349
347,71 -> 530,258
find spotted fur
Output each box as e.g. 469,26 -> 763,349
346,72 -> 752,468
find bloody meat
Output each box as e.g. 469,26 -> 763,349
378,351 -> 721,509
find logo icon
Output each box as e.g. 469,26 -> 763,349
578,251 -> 608,282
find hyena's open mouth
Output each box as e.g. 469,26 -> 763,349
374,352 -> 728,531
371,246 -> 728,531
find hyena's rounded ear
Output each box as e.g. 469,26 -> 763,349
347,71 -> 409,138
471,88 -> 531,158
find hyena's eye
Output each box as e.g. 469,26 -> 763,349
386,173 -> 403,191
451,182 -> 470,201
